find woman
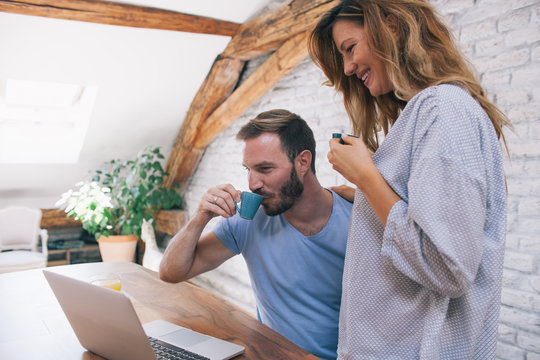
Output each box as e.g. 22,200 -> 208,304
308,0 -> 512,359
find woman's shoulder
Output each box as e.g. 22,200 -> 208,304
403,84 -> 485,127
409,84 -> 478,110
392,84 -> 487,144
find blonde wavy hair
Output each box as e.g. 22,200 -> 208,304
308,0 -> 512,153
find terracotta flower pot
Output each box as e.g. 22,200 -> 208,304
97,235 -> 138,262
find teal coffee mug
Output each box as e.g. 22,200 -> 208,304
235,191 -> 263,220
332,133 -> 359,144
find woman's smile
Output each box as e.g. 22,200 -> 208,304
332,19 -> 394,97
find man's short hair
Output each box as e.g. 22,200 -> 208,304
237,109 -> 316,174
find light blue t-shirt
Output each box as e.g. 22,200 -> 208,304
213,190 -> 352,360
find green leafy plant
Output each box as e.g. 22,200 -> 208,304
57,146 -> 183,239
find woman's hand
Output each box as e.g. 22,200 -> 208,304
328,134 -> 401,226
328,134 -> 376,191
330,185 -> 356,203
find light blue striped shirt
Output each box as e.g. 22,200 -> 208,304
338,84 -> 506,359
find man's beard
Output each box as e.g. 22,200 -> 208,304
258,167 -> 304,216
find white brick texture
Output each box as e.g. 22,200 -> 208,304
182,0 -> 540,357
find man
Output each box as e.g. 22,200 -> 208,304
160,109 -> 352,360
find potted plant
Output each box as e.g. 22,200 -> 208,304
56,146 -> 183,262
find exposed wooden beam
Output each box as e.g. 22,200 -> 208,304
0,0 -> 240,36
196,32 -> 309,149
222,0 -> 338,60
165,56 -> 245,189
166,32 -> 309,189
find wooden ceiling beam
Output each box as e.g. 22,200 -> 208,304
222,0 -> 337,60
0,0 -> 240,36
166,32 -> 309,189
195,32 -> 309,149
165,56 -> 245,189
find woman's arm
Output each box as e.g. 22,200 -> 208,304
328,135 -> 401,226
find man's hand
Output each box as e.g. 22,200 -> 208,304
194,184 -> 242,224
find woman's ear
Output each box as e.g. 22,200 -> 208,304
295,150 -> 313,177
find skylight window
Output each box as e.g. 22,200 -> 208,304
0,79 -> 98,164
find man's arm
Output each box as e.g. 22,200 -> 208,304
159,184 -> 240,283
159,218 -> 234,283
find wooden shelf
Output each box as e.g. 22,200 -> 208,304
47,244 -> 101,266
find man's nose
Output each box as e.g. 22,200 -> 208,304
248,171 -> 263,192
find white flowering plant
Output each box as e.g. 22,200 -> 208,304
56,146 -> 183,240
56,181 -> 114,236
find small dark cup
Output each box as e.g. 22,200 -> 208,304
235,192 -> 263,220
332,133 -> 358,144
332,133 -> 345,144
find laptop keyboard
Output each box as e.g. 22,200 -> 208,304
148,337 -> 210,360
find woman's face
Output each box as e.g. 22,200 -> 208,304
332,19 -> 394,97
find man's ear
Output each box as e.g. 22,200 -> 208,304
295,150 -> 313,177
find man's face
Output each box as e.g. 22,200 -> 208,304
242,133 -> 304,216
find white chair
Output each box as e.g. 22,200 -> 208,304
0,206 -> 49,274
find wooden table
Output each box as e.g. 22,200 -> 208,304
0,262 -> 319,360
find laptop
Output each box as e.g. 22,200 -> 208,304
43,270 -> 245,360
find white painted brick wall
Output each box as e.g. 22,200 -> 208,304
182,0 -> 540,357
